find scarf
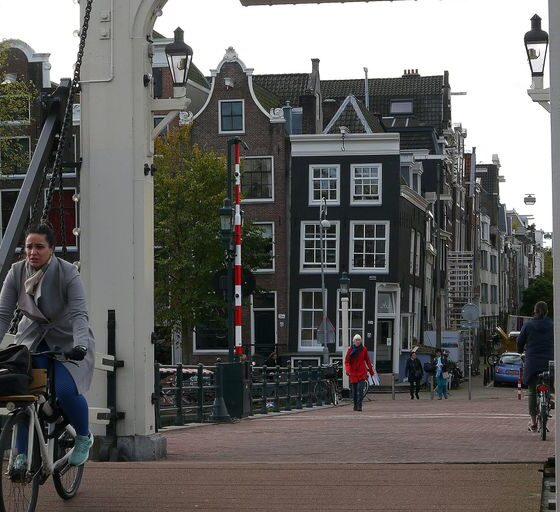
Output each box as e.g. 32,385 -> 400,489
24,256 -> 52,297
350,343 -> 363,357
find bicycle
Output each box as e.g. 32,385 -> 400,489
313,363 -> 341,405
535,370 -> 553,441
0,349 -> 88,512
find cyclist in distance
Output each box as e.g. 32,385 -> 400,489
0,223 -> 95,466
517,301 -> 554,433
344,334 -> 374,411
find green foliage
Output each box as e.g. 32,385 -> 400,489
521,275 -> 554,318
0,41 -> 37,175
153,126 -> 270,337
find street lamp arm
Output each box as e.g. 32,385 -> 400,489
527,87 -> 551,112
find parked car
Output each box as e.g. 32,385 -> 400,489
493,352 -> 524,386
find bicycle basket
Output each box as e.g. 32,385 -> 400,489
324,366 -> 337,379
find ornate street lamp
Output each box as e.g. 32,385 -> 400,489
524,193 -> 537,206
524,15 -> 549,78
219,198 -> 233,248
339,272 -> 350,299
165,27 -> 194,87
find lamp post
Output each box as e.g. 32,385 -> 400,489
524,6 -> 560,501
319,197 -> 331,364
165,27 -> 193,90
340,272 -> 350,394
219,198 -> 235,362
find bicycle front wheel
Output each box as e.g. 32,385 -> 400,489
52,430 -> 84,500
0,411 -> 40,512
362,380 -> 369,399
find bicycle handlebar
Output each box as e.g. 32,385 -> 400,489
32,345 -> 87,362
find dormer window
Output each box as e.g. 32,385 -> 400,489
390,100 -> 413,115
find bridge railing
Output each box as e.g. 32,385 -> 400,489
153,361 -> 340,429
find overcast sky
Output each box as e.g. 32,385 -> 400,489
1,0 -> 553,232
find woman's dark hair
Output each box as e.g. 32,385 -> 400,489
25,223 -> 56,248
534,301 -> 548,319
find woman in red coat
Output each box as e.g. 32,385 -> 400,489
345,334 -> 375,411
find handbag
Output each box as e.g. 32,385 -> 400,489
424,361 -> 435,374
0,344 -> 32,395
442,371 -> 450,380
367,374 -> 374,386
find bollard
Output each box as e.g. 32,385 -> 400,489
296,362 -> 303,409
174,363 -> 184,426
274,365 -> 281,412
196,363 -> 204,422
210,363 -> 232,422
261,365 -> 268,414
518,367 -> 523,400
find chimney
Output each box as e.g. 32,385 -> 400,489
402,69 -> 420,78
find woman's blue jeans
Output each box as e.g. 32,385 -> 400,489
351,381 -> 365,409
436,374 -> 448,398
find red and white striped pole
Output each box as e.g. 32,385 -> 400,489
233,141 -> 243,357
517,367 -> 523,400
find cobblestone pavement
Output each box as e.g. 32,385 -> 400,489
35,378 -> 551,512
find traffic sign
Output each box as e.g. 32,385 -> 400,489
461,303 -> 480,322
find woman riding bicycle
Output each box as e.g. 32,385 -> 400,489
517,301 -> 554,433
0,223 -> 95,466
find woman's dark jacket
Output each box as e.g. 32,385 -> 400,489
517,317 -> 554,385
405,357 -> 424,381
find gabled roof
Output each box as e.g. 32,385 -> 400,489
252,81 -> 282,112
323,95 -> 384,134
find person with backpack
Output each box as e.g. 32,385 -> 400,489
0,223 -> 95,469
344,334 -> 374,411
405,350 -> 424,399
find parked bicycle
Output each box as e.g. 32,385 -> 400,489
0,349 -> 87,512
535,370 -> 553,441
313,362 -> 341,405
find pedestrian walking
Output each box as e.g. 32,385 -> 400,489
517,301 -> 554,433
405,351 -> 423,399
344,334 -> 374,411
434,348 -> 449,400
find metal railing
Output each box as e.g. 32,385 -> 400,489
153,362 -> 341,429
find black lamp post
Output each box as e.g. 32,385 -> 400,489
165,27 -> 194,86
218,198 -> 235,362
339,272 -> 350,299
524,15 -> 549,78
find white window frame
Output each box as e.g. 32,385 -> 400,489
401,313 -> 413,352
298,289 -> 326,351
241,155 -> 274,203
336,288 -> 365,350
349,220 -> 390,274
0,135 -> 31,178
350,163 -> 382,205
409,229 -> 415,275
290,356 -> 321,367
43,187 -> 78,252
390,99 -> 413,115
308,164 -> 340,206
415,233 -> 421,276
218,99 -> 245,134
253,221 -> 275,273
300,220 -> 339,274
192,326 -> 228,354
